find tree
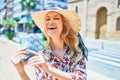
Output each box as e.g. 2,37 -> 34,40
20,0 -> 36,11
20,0 -> 36,32
4,19 -> 17,40
20,0 -> 36,16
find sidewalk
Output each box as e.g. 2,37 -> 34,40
84,39 -> 120,52
0,37 -> 114,80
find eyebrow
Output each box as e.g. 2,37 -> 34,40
46,14 -> 61,18
55,15 -> 61,17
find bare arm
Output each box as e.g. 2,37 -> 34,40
11,50 -> 30,80
17,68 -> 30,80
47,66 -> 71,80
46,57 -> 87,80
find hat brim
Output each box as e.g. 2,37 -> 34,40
31,10 -> 81,34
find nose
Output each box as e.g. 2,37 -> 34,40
49,19 -> 54,25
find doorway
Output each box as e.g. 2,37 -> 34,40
96,7 -> 107,39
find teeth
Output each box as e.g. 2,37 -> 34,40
50,28 -> 55,29
49,26 -> 54,28
49,26 -> 57,29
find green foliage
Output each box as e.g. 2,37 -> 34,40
13,17 -> 20,22
0,24 -> 3,28
6,31 -> 15,40
26,20 -> 34,29
20,0 -> 36,11
20,0 -> 36,32
4,19 -> 16,27
4,19 -> 16,40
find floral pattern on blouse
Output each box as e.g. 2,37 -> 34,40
35,46 -> 87,80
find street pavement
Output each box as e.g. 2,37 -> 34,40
0,37 -> 115,80
87,49 -> 120,80
0,37 -> 35,80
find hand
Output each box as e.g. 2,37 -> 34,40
26,50 -> 49,73
11,49 -> 28,71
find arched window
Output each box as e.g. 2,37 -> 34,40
116,17 -> 120,31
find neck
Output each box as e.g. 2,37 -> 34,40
50,37 -> 66,60
51,37 -> 65,51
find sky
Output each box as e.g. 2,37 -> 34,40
0,0 -> 3,9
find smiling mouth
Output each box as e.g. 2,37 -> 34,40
48,26 -> 57,30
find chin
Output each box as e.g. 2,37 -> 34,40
48,34 -> 54,37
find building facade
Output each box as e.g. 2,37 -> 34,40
68,0 -> 120,41
44,0 -> 67,9
0,0 -> 68,32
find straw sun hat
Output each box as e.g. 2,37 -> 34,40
31,9 -> 81,34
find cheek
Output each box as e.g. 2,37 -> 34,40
60,21 -> 63,30
58,25 -> 63,34
57,20 -> 63,27
45,22 -> 48,28
59,22 -> 63,32
45,22 -> 49,29
44,25 -> 48,33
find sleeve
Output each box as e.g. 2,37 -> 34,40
71,57 -> 87,80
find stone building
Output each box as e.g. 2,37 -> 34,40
68,0 -> 120,41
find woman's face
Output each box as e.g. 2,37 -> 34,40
45,11 -> 63,38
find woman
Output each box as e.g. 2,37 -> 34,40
11,9 -> 88,80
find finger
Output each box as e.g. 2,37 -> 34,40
25,50 -> 39,56
28,55 -> 45,64
28,58 -> 45,66
28,54 -> 44,60
14,54 -> 27,60
28,62 -> 44,66
27,56 -> 45,65
19,48 -> 26,51
15,51 -> 28,57
11,55 -> 26,64
17,51 -> 27,55
11,54 -> 28,64
28,56 -> 45,63
16,48 -> 26,53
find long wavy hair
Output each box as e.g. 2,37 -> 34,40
44,12 -> 87,68
60,15 -> 80,53
44,13 -> 82,56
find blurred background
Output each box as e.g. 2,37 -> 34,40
0,0 -> 120,80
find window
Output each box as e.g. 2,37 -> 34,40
75,6 -> 78,13
116,17 -> 120,31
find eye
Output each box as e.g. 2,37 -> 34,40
46,18 -> 50,21
54,17 -> 60,20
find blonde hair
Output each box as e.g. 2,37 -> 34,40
61,16 -> 79,52
45,14 -> 82,52
61,16 -> 83,68
43,13 -> 83,68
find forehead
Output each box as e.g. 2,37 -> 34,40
46,11 -> 62,17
